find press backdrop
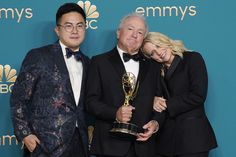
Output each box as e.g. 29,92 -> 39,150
0,0 -> 235,156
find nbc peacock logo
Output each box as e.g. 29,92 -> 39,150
77,0 -> 99,30
0,64 -> 17,93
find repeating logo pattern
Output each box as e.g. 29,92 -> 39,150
0,65 -> 17,83
77,1 -> 99,29
78,1 -> 99,18
0,64 -> 17,93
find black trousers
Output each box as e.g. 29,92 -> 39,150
97,143 -> 137,157
156,151 -> 209,157
60,128 -> 86,157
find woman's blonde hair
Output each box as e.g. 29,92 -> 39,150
143,32 -> 187,58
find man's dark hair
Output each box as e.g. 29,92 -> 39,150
56,3 -> 86,25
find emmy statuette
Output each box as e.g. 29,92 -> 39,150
110,72 -> 139,139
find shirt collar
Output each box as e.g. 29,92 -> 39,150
59,41 -> 80,56
116,45 -> 139,62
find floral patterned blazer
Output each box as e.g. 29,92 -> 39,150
10,42 -> 90,157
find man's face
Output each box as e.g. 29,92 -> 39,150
117,16 -> 146,54
55,12 -> 85,51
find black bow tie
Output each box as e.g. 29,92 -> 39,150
66,48 -> 82,61
123,53 -> 140,62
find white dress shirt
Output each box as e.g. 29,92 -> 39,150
117,46 -> 139,80
59,41 -> 83,106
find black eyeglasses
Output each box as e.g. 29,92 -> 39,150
57,23 -> 85,32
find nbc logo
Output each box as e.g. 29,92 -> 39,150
0,65 -> 17,93
77,0 -> 99,29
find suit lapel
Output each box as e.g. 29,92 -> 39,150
77,50 -> 89,105
137,53 -> 149,85
161,56 -> 181,98
161,76 -> 170,99
51,43 -> 76,106
165,55 -> 181,80
130,53 -> 149,106
108,48 -> 126,78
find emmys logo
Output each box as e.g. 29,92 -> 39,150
135,4 -> 197,21
0,8 -> 33,23
0,65 -> 17,94
0,134 -> 23,148
77,1 -> 99,29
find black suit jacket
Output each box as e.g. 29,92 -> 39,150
156,52 -> 217,156
10,43 -> 89,157
86,47 -> 164,157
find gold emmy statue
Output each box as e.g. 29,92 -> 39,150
110,72 -> 139,139
88,125 -> 94,150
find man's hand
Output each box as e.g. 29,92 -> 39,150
116,105 -> 135,123
136,120 -> 159,141
23,134 -> 40,152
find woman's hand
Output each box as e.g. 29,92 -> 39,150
153,96 -> 167,112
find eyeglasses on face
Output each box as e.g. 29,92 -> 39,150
57,23 -> 86,32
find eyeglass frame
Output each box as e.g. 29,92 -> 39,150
57,22 -> 86,32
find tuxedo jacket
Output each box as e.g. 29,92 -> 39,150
86,47 -> 165,157
10,43 -> 89,157
156,51 -> 217,156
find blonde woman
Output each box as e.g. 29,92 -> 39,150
142,32 -> 217,157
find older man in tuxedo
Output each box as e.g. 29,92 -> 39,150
10,3 -> 89,157
86,13 -> 164,157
